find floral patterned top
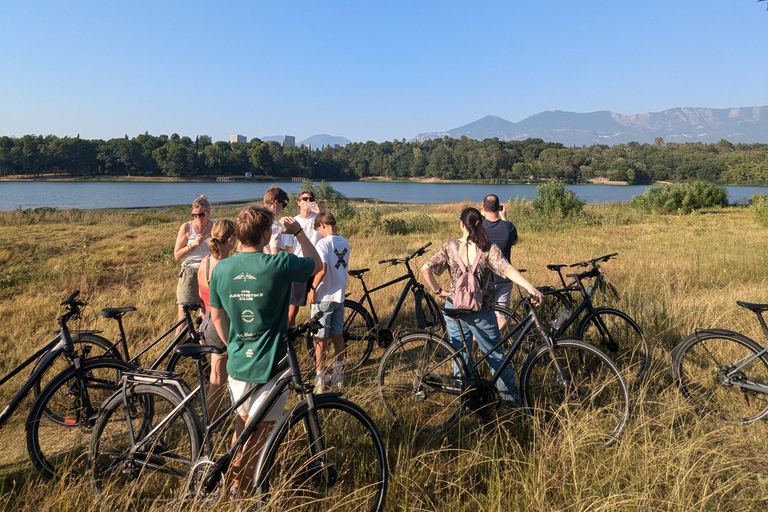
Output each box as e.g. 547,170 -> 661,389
424,239 -> 511,311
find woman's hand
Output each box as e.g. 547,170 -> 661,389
435,289 -> 450,300
527,286 -> 544,306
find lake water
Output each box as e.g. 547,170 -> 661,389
0,181 -> 765,210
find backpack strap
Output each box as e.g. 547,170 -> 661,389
450,242 -> 468,273
468,246 -> 483,274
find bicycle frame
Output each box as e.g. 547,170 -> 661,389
350,268 -> 423,332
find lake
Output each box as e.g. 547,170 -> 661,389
0,181 -> 765,210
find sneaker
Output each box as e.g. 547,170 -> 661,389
329,372 -> 343,390
229,485 -> 244,501
314,374 -> 326,394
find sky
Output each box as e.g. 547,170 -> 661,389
1,1 -> 767,143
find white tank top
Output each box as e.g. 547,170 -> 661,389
185,221 -> 213,266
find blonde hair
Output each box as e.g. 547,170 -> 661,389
192,195 -> 211,211
208,219 -> 235,259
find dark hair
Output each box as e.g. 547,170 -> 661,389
314,210 -> 336,229
298,189 -> 316,202
460,207 -> 491,251
483,194 -> 500,213
236,205 -> 273,248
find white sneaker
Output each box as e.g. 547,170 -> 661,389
329,372 -> 343,390
314,374 -> 326,394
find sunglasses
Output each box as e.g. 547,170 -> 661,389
299,196 -> 314,202
279,200 -> 288,208
191,212 -> 207,218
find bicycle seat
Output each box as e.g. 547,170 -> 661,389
546,264 -> 567,271
174,344 -> 223,360
348,269 -> 369,278
440,307 -> 475,318
736,301 -> 768,313
99,307 -> 137,319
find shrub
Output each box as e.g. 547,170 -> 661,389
630,181 -> 728,214
296,179 -> 355,220
532,182 -> 586,218
751,193 -> 768,225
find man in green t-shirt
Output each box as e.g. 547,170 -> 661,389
210,204 -> 321,497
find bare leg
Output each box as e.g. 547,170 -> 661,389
331,333 -> 344,362
314,337 -> 327,373
288,304 -> 300,327
207,353 -> 228,422
231,417 -> 272,493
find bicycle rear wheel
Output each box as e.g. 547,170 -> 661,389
577,308 -> 649,384
672,330 -> 768,423
90,383 -> 201,502
255,396 -> 387,512
378,332 -> 467,431
520,337 -> 630,447
26,358 -> 133,479
340,300 -> 375,371
415,288 -> 447,335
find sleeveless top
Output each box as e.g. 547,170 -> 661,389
184,221 -> 214,268
198,256 -> 212,310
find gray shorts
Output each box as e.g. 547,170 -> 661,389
200,310 -> 226,350
310,301 -> 344,338
493,281 -> 514,317
289,279 -> 313,307
176,264 -> 202,305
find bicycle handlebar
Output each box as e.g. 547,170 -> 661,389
569,252 -> 618,268
61,290 -> 81,306
566,267 -> 602,281
378,242 -> 432,265
287,311 -> 324,340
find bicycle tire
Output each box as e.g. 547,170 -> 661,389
589,279 -> 620,307
672,329 -> 768,423
340,300 -> 375,371
414,288 -> 447,335
25,357 -> 134,480
577,307 -> 649,385
520,337 -> 630,447
255,396 -> 387,512
90,383 -> 201,502
32,333 -> 121,400
378,331 -> 467,432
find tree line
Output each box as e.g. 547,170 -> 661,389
1,133 -> 767,184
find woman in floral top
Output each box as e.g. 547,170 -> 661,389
421,207 -> 542,405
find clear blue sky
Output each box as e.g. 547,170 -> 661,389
1,1 -> 766,143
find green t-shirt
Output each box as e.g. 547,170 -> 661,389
209,251 -> 314,383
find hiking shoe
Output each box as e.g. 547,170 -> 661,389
329,372 -> 343,390
314,374 -> 326,394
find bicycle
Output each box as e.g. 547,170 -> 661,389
672,301 -> 768,423
378,296 -> 630,447
89,313 -> 388,510
340,242 -> 446,370
546,253 -> 621,308
0,290 -> 134,479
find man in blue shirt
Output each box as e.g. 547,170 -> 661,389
481,194 -> 518,330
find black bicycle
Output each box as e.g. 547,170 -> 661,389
672,301 -> 768,423
0,290 -> 134,479
378,296 -> 630,447
340,242 -> 445,370
89,313 -> 388,511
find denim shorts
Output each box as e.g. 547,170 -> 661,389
310,301 -> 344,338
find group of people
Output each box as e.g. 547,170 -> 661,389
172,187 -> 350,496
171,189 -> 540,498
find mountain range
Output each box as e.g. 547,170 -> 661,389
259,134 -> 352,148
411,106 -> 768,146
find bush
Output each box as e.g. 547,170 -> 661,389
296,180 -> 355,220
532,182 -> 586,218
751,193 -> 768,225
383,213 -> 439,236
630,181 -> 728,214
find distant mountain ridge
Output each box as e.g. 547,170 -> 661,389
299,134 -> 351,148
412,106 -> 768,146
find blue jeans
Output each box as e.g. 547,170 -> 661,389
444,302 -> 520,403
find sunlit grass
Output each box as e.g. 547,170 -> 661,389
1,202 -> 768,510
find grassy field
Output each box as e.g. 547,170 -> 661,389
1,200 -> 768,511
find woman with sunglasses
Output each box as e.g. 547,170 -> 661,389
174,194 -> 215,325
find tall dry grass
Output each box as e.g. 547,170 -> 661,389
1,201 -> 768,511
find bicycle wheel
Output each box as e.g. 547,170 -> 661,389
255,396 -> 387,512
672,330 -> 768,423
166,344 -> 211,389
520,337 -> 630,447
378,331 -> 467,431
588,279 -> 620,307
340,300 -> 375,371
577,308 -> 649,384
26,358 -> 134,480
415,288 -> 447,335
33,333 -> 121,399
90,383 -> 201,502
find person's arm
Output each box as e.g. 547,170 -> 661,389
281,217 -> 322,275
498,203 -> 507,221
502,266 -> 542,304
210,307 -> 230,346
308,263 -> 328,304
174,223 -> 197,261
421,262 -> 450,300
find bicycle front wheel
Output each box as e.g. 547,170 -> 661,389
378,332 -> 467,431
415,288 -> 447,335
255,396 -> 387,512
90,383 -> 201,502
341,300 -> 375,371
577,308 -> 649,384
520,338 -> 630,447
26,358 -> 133,480
672,330 -> 768,423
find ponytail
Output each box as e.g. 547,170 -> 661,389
460,207 -> 491,251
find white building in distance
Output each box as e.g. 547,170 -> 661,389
229,134 -> 247,143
